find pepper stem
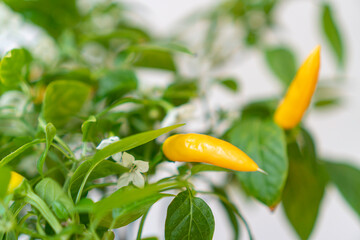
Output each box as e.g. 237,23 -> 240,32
257,168 -> 268,175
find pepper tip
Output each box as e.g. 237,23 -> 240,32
257,168 -> 268,175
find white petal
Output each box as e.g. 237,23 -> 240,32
160,110 -> 178,128
132,171 -> 145,188
112,152 -> 122,162
121,152 -> 135,168
134,160 -> 149,173
117,173 -> 132,188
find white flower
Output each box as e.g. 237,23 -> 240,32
96,136 -> 122,161
117,152 -> 149,188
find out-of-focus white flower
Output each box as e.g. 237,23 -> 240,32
96,136 -> 121,161
117,152 -> 149,188
160,103 -> 196,128
0,91 -> 28,116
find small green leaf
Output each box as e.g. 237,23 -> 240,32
0,48 -> 31,86
321,4 -> 345,67
265,46 -> 297,86
282,142 -> 326,240
35,178 -> 75,220
81,116 -> 96,142
42,80 -> 90,127
227,117 -> 288,206
217,78 -> 239,92
191,164 -> 230,175
165,190 -> 214,240
325,161 -> 360,216
163,81 -> 197,106
37,123 -> 56,175
128,42 -> 193,55
0,167 -> 11,199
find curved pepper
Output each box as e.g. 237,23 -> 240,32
8,171 -> 25,193
274,45 -> 321,129
162,133 -> 263,172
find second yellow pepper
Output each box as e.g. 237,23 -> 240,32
274,45 -> 321,129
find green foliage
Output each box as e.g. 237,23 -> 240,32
227,117 -> 288,207
37,123 -> 56,175
325,161 -> 360,216
0,167 -> 11,199
42,80 -> 91,127
265,46 -> 297,86
321,4 -> 345,68
165,190 -> 215,240
0,49 -> 31,86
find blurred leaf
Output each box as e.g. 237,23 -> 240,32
0,49 -> 31,86
325,161 -> 360,216
191,164 -> 230,175
35,178 -> 75,220
70,124 -> 184,198
265,46 -> 297,86
282,142 -> 326,240
163,81 -> 197,106
37,123 -> 56,176
3,0 -> 80,39
42,80 -> 90,127
321,4 -> 345,67
0,167 -> 11,199
128,43 -> 193,55
217,78 -> 239,92
81,116 -> 96,142
98,189 -> 164,229
165,190 -> 214,240
227,117 -> 288,206
96,69 -> 138,103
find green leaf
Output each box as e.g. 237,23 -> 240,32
42,80 -> 90,127
37,123 -> 56,176
98,189 -> 165,229
81,116 -> 96,142
92,182 -> 178,225
191,164 -> 230,175
128,42 -> 193,55
264,46 -> 297,86
34,178 -> 75,220
163,81 -> 197,106
0,48 -> 31,86
321,4 -> 345,67
282,142 -> 326,240
0,167 -> 11,199
96,70 -> 138,103
165,190 -> 215,240
217,78 -> 239,92
325,161 -> 360,217
0,139 -> 45,168
70,124 -> 184,201
227,117 -> 288,206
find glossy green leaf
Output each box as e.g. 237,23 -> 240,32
265,46 -> 297,86
282,142 -> 326,240
37,123 -> 56,176
70,124 -> 184,200
0,167 -> 11,199
0,49 -> 31,86
165,190 -> 215,240
42,80 -> 90,127
321,4 -> 344,67
227,117 -> 288,206
325,161 -> 360,216
35,178 -> 75,220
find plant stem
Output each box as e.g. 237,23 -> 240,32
136,209 -> 150,240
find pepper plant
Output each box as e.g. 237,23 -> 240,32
0,0 -> 359,240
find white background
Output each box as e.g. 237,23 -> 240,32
1,0 -> 359,239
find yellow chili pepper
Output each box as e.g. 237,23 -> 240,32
8,171 -> 25,193
274,45 -> 321,129
162,133 -> 263,172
